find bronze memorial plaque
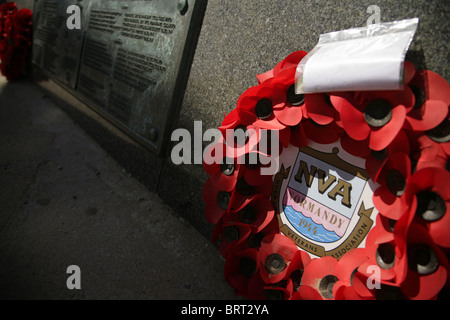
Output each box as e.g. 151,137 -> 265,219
32,0 -> 206,156
32,0 -> 86,89
76,0 -> 206,155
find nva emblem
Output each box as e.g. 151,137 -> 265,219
272,143 -> 377,260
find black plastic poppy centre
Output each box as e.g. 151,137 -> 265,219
217,191 -> 231,210
408,244 -> 439,275
415,190 -> 446,222
265,254 -> 286,275
319,275 -> 339,299
240,257 -> 257,278
287,85 -> 305,106
255,98 -> 273,120
224,226 -> 240,243
238,205 -> 257,224
364,99 -> 393,127
427,118 -> 450,143
386,169 -> 406,196
376,243 -> 396,270
220,158 -> 235,176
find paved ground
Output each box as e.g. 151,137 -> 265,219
0,75 -> 237,300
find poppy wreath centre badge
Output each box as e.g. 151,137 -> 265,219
203,51 -> 450,300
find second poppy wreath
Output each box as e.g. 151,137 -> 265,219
202,51 -> 450,300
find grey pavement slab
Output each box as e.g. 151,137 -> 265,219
0,75 -> 236,300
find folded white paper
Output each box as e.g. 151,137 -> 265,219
296,18 -> 419,94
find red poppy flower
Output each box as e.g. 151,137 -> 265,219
237,76 -> 305,131
215,218 -> 280,265
212,220 -> 252,258
302,117 -> 344,145
251,129 -> 284,163
15,8 -> 32,30
202,178 -> 231,225
219,120 -> 263,161
352,215 -> 403,301
359,216 -> 408,284
224,247 -> 260,297
2,16 -> 13,36
332,248 -> 370,300
237,83 -> 288,130
227,167 -> 273,212
413,135 -> 449,171
219,109 -> 240,133
300,256 -> 341,299
304,93 -> 337,125
412,69 -> 450,105
372,152 -> 411,220
203,140 -> 240,192
283,250 -> 311,284
400,224 -> 449,300
256,51 -> 308,84
340,132 -> 371,158
258,234 -> 298,284
404,68 -> 450,132
13,30 -> 31,48
365,130 -> 411,182
261,281 -> 294,300
399,168 -> 450,249
250,218 -> 281,247
239,64 -> 308,130
405,100 -> 448,133
222,195 -> 275,233
209,122 -> 275,189
332,87 -> 414,151
289,123 -> 308,148
203,138 -> 273,194
0,4 -> 32,81
259,67 -> 307,127
343,217 -> 403,300
247,272 -> 294,300
239,154 -> 274,186
0,3 -> 17,17
292,285 -> 324,300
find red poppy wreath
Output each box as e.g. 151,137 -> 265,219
203,51 -> 450,300
0,2 -> 32,81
